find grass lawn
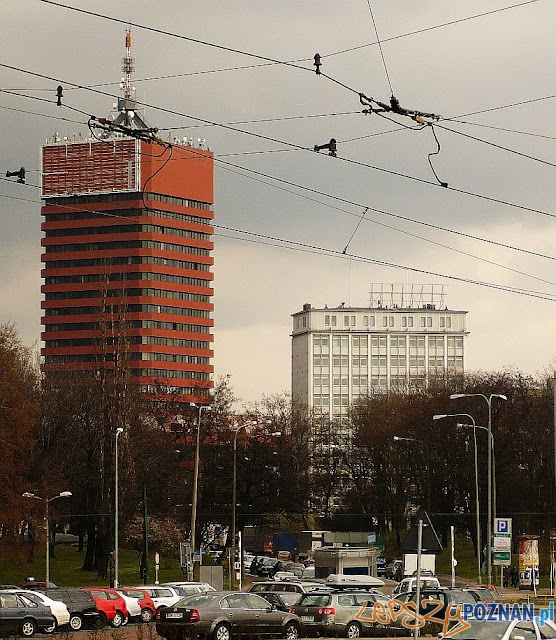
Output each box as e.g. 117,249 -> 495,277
0,542 -> 189,588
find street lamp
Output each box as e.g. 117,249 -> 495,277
433,413 -> 483,584
231,423 -> 251,590
22,490 -> 72,585
393,436 -> 431,512
451,392 -> 507,584
114,426 -> 124,588
189,403 -> 211,580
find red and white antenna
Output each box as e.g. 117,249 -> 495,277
113,29 -> 148,130
121,29 -> 135,101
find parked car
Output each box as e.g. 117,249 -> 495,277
291,589 -> 408,638
162,582 -> 216,596
3,589 -> 70,629
132,585 -> 182,610
243,553 -> 256,572
43,587 -> 102,631
114,589 -> 141,621
83,587 -> 129,628
391,575 -> 441,597
463,585 -> 501,604
442,617 -> 556,640
117,587 -> 156,623
0,590 -> 57,637
395,587 -> 476,619
258,557 -> 284,577
249,580 -> 332,608
156,591 -> 301,640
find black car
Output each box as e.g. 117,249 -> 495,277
156,591 -> 301,640
44,587 -> 102,630
0,591 -> 56,637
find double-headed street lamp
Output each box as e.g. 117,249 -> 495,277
393,436 -> 431,512
451,393 -> 507,585
114,426 -> 124,588
189,403 -> 211,580
22,490 -> 72,585
433,413 -> 483,584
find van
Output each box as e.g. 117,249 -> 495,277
391,575 -> 441,597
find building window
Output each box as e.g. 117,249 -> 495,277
440,317 -> 445,328
420,317 -> 426,328
302,316 -> 307,327
402,317 -> 407,328
370,316 -> 375,327
389,316 -> 394,327
363,316 -> 369,326
331,316 -> 337,326
447,317 -> 452,328
325,315 -> 330,326
408,317 -> 414,327
427,317 -> 433,328
383,316 -> 388,328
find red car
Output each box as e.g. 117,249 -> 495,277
118,587 -> 156,623
83,588 -> 129,628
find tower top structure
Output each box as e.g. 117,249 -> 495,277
113,29 -> 148,129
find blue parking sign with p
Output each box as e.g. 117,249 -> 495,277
496,518 -> 511,534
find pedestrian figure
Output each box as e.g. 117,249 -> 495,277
503,566 -> 508,588
510,565 -> 518,588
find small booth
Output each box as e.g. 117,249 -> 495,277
313,546 -> 379,579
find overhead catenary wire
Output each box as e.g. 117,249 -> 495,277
4,144 -> 556,292
3,61 -> 555,228
365,0 -> 394,95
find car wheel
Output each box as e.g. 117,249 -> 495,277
69,614 -> 83,631
121,612 -> 129,626
43,622 -> 56,634
95,612 -> 107,628
111,611 -> 125,628
284,621 -> 299,640
20,619 -> 37,638
141,608 -> 154,623
213,622 -> 231,640
345,622 -> 361,639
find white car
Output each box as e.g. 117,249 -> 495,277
132,585 -> 181,610
115,590 -> 141,621
9,589 -> 70,629
161,582 -> 216,596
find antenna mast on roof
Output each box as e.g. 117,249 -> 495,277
113,29 -> 148,130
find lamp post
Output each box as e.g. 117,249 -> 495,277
232,423 -> 248,590
433,413 -> 482,584
22,490 -> 72,585
450,393 -> 507,585
189,403 -> 211,580
114,426 -> 124,588
393,436 -> 430,512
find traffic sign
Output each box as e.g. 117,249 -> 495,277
493,551 -> 511,566
495,518 -> 512,535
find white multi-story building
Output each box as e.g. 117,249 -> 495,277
291,286 -> 468,420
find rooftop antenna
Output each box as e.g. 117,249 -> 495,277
113,29 -> 148,130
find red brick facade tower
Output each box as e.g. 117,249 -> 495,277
40,54 -> 216,409
40,136 -> 214,403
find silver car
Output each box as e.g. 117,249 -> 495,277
292,590 -> 409,638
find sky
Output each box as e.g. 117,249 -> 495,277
1,0 -> 555,407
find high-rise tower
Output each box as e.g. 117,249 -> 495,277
40,32 -> 214,403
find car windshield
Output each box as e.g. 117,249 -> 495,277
451,620 -> 516,640
176,594 -> 219,608
450,591 -> 476,605
298,594 -> 331,607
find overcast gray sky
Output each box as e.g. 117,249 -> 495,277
1,0 -> 555,406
